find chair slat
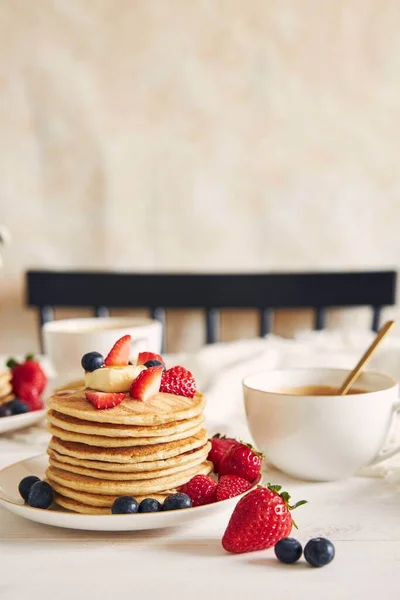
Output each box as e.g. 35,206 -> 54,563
314,307 -> 327,330
151,308 -> 166,353
372,306 -> 382,332
259,308 -> 273,336
206,308 -> 219,344
38,306 -> 54,352
94,306 -> 110,318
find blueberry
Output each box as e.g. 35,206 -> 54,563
9,398 -> 29,415
81,352 -> 104,372
18,476 -> 41,502
163,493 -> 192,511
144,360 -> 166,371
0,403 -> 13,418
274,537 -> 303,564
112,496 -> 139,514
304,537 -> 335,568
139,498 -> 162,513
27,481 -> 54,509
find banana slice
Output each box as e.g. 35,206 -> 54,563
84,365 -> 146,393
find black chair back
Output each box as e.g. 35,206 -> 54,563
26,270 -> 397,352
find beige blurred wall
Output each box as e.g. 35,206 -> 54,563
1,0 -> 399,354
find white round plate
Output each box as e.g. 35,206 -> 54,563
0,409 -> 46,434
0,454 -> 259,531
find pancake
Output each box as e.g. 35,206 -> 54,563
47,460 -> 213,495
49,429 -> 207,463
47,421 -> 204,447
48,441 -> 211,472
49,453 -> 207,480
0,393 -> 13,407
48,409 -> 204,438
54,494 -> 112,515
51,483 -> 172,508
48,388 -> 205,425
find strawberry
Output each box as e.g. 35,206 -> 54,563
208,434 -> 238,473
129,366 -> 163,401
180,475 -> 217,506
137,351 -> 165,366
18,385 -> 43,411
104,335 -> 131,366
222,484 -> 307,554
160,366 -> 196,398
215,475 -> 251,502
7,354 -> 47,396
219,442 -> 262,483
85,391 -> 125,410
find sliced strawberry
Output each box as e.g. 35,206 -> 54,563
160,366 -> 196,398
104,335 -> 131,366
130,366 -> 163,401
85,391 -> 125,410
137,351 -> 165,366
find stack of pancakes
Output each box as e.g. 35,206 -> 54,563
0,371 -> 13,408
46,387 -> 211,514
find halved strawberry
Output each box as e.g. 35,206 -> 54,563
104,335 -> 131,366
137,351 -> 165,366
130,366 -> 163,401
85,391 -> 125,410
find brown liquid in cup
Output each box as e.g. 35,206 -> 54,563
274,385 -> 367,396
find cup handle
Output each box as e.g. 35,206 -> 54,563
369,399 -> 400,466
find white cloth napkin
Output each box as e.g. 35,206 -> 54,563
3,330 -> 400,478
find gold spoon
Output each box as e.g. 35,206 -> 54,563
339,320 -> 395,395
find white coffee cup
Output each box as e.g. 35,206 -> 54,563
43,317 -> 163,385
243,368 -> 400,481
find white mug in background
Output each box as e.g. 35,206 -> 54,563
243,368 -> 400,481
43,317 -> 163,385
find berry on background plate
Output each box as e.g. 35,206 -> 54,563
104,335 -> 131,367
160,366 -> 196,398
304,537 -> 335,567
7,354 -> 47,396
181,475 -> 217,507
8,398 -> 30,415
222,484 -> 307,554
129,366 -> 163,401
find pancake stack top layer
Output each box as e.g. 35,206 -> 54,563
46,364 -> 211,514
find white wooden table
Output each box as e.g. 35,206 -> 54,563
1,430 -> 399,600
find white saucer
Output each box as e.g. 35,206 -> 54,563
0,454 -> 259,531
0,409 -> 46,434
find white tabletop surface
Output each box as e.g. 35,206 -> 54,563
2,334 -> 400,600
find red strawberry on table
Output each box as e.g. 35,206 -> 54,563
160,366 -> 196,398
130,366 -> 163,401
208,434 -> 238,473
222,484 -> 307,554
19,385 -> 43,411
180,474 -> 217,506
104,335 -> 131,366
136,352 -> 165,366
85,391 -> 125,410
7,354 -> 47,396
215,475 -> 251,501
219,442 -> 262,483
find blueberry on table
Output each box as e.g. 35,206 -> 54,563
163,493 -> 192,511
274,537 -> 303,564
139,498 -> 162,513
304,537 -> 335,567
112,496 -> 139,514
19,476 -> 41,502
143,360 -> 166,371
27,481 -> 54,509
81,352 -> 104,372
9,399 -> 30,415
0,403 -> 13,417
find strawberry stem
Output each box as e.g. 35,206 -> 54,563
6,358 -> 18,369
25,353 -> 35,361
